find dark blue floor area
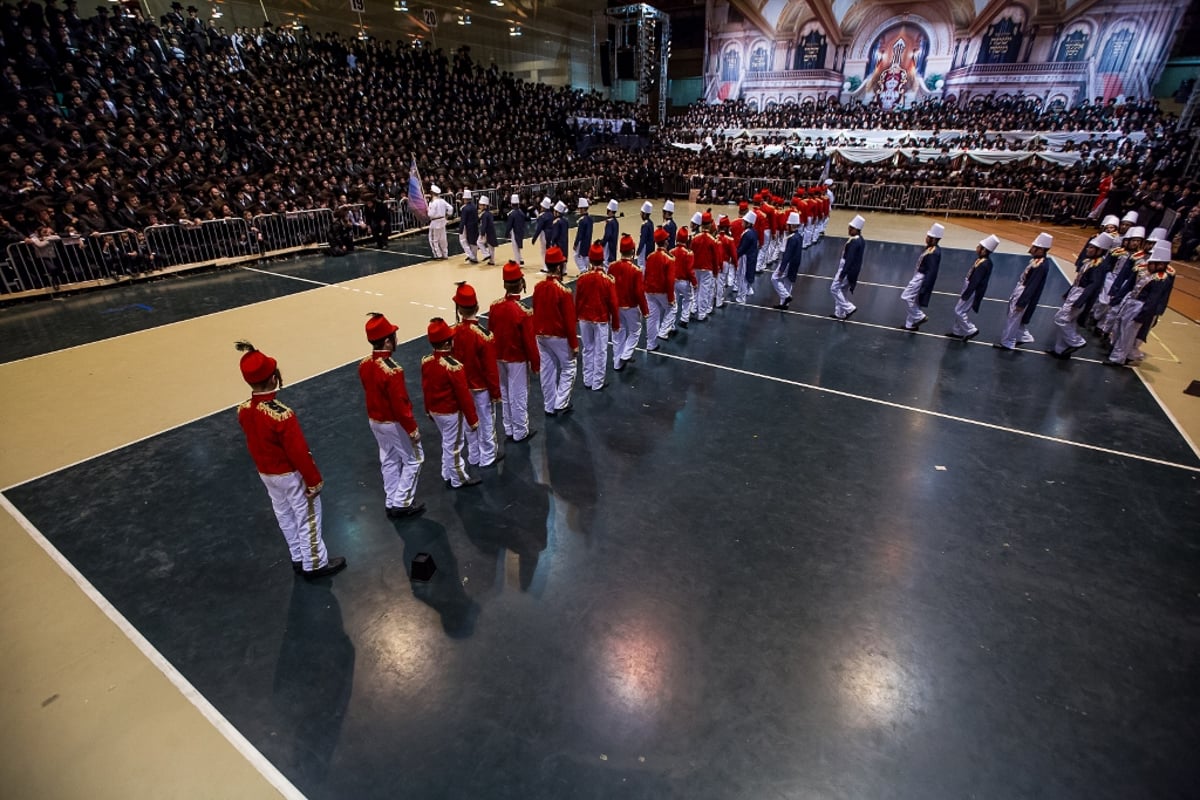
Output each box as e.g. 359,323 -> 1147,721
7,295 -> 1200,799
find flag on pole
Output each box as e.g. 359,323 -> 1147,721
408,157 -> 428,224
819,155 -> 831,184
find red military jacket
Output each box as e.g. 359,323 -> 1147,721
451,318 -> 501,398
774,207 -> 790,233
488,293 -> 541,370
670,244 -> 697,286
532,275 -> 579,350
237,391 -> 323,489
574,269 -> 620,329
358,351 -> 419,434
690,231 -> 719,274
644,247 -> 676,303
718,232 -> 736,265
609,257 -> 649,315
729,218 -> 745,242
753,206 -> 769,243
421,351 -> 480,425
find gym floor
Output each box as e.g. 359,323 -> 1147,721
2,202 -> 1198,799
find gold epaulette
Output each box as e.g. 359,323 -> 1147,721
382,356 -> 403,373
422,354 -> 435,364
443,356 -> 463,370
237,399 -> 251,412
262,399 -> 293,422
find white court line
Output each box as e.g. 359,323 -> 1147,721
239,265 -> 336,288
737,300 -> 1109,365
1131,369 -> 1200,461
641,348 -> 1200,474
0,493 -> 309,800
795,271 -> 1061,311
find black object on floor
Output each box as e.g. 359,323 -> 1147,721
411,552 -> 437,581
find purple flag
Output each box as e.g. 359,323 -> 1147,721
408,157 -> 428,223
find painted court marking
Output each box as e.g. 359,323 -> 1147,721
642,348 -> 1200,475
0,493 -> 310,800
239,265 -> 385,296
794,270 -> 1061,311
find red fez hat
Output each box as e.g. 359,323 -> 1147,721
427,317 -> 454,344
236,341 -> 277,384
738,201 -> 749,211
544,245 -> 567,265
452,281 -> 477,307
502,260 -> 523,281
701,212 -> 713,225
676,228 -> 690,243
619,234 -> 636,253
588,243 -> 605,263
718,215 -> 730,228
365,312 -> 398,342
752,193 -> 763,203
653,226 -> 669,243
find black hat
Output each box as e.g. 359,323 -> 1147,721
171,1 -> 182,7
187,5 -> 197,12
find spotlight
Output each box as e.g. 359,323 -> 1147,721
509,24 -> 521,36
489,0 -> 502,5
457,13 -> 471,25
394,0 -> 408,9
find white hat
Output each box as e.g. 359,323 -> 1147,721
1147,227 -> 1167,241
641,201 -> 653,214
979,234 -> 1000,252
577,197 -> 590,208
849,214 -> 866,229
607,199 -> 619,212
824,178 -> 833,185
478,195 -> 489,206
1089,232 -> 1115,249
1149,240 -> 1172,262
926,223 -> 945,239
691,212 -> 703,225
462,189 -> 472,200
431,185 -> 442,194
540,197 -> 553,210
786,211 -> 800,226
663,201 -> 675,213
553,200 -> 567,213
510,194 -> 520,205
1124,226 -> 1145,240
1032,232 -> 1054,249
1101,214 -> 1119,227
743,210 -> 757,225
1121,211 -> 1138,223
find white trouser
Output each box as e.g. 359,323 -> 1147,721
579,320 -> 610,389
1052,287 -> 1087,353
368,420 -> 423,509
459,231 -> 479,261
831,267 -> 855,318
429,220 -> 448,258
431,411 -> 469,487
511,240 -> 523,264
998,283 -> 1035,347
770,265 -> 793,304
259,471 -> 328,570
756,234 -> 769,271
498,361 -> 531,439
637,250 -> 648,269
901,273 -> 926,327
479,238 -> 495,264
537,233 -> 547,259
464,389 -> 498,466
613,307 -> 642,364
537,336 -> 576,412
950,297 -> 976,337
1108,299 -> 1144,362
735,258 -> 751,303
696,271 -> 715,318
646,293 -> 670,346
673,280 -> 694,326
718,263 -> 733,305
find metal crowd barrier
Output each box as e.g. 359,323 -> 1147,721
251,209 -> 333,252
1021,191 -> 1100,222
3,229 -> 153,293
144,218 -> 256,267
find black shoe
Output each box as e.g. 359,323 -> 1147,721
505,434 -> 515,441
1064,345 -> 1085,357
557,404 -> 574,415
387,502 -> 426,518
844,308 -> 856,320
993,342 -> 1014,350
593,382 -> 607,391
963,330 -> 980,341
462,476 -> 482,487
544,409 -> 557,417
913,316 -> 928,328
1103,358 -> 1126,367
614,361 -> 625,371
782,296 -> 792,308
774,304 -> 787,310
302,556 -> 346,580
514,430 -> 538,443
292,560 -> 302,574
679,320 -> 688,328
1044,348 -> 1066,359
902,324 -> 916,332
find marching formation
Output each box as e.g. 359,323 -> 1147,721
234,196 -> 1177,579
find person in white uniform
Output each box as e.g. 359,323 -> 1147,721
901,223 -> 943,330
427,185 -> 450,259
949,234 -> 998,340
1049,232 -> 1114,359
994,232 -> 1053,350
831,214 -> 866,320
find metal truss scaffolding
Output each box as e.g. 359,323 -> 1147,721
603,3 -> 671,125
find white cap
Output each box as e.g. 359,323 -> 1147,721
744,210 -> 757,225
824,178 -> 833,185
786,211 -> 800,226
641,201 -> 653,214
979,234 -> 1000,252
431,185 -> 442,194
510,194 -> 520,205
577,198 -> 589,209
1032,232 -> 1054,249
927,223 -> 945,239
478,195 -> 489,206
554,200 -> 567,213
1149,240 -> 1172,262
849,214 -> 866,230
1121,211 -> 1138,223
1101,214 -> 1119,227
663,201 -> 675,213
1125,226 -> 1146,240
540,197 -> 552,210
691,212 -> 703,225
1089,232 -> 1115,249
462,189 -> 472,199
607,199 -> 619,212
1147,227 -> 1167,241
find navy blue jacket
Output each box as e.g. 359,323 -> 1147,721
480,209 -> 497,247
460,201 -> 478,241
574,214 -> 594,258
663,218 -> 678,250
550,216 -> 569,254
960,255 -> 992,313
1070,254 -> 1109,312
602,216 -> 619,261
840,236 -> 865,291
914,245 -> 941,307
737,228 -> 759,280
1014,259 -> 1049,324
638,218 -> 654,260
532,210 -> 553,243
506,207 -> 526,245
779,231 -> 803,282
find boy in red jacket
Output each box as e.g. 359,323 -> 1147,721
488,261 -> 540,442
533,246 -> 578,416
451,282 -> 502,467
421,318 -> 481,489
574,242 -> 620,390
